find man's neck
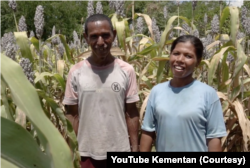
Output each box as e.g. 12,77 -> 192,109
88,55 -> 115,67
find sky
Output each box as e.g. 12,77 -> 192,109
226,0 -> 244,7
181,0 -> 243,7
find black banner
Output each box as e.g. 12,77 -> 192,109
107,152 -> 249,167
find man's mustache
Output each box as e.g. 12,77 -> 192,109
95,44 -> 108,49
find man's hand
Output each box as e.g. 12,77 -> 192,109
65,104 -> 79,135
125,102 -> 139,152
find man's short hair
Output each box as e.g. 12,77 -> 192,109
84,14 -> 114,35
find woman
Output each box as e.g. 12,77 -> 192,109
140,35 -> 227,152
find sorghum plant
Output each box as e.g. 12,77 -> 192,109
52,26 -> 60,46
18,15 -> 27,32
34,5 -> 44,39
87,0 -> 95,18
8,0 -> 17,12
211,14 -> 219,34
19,58 -> 35,84
96,1 -> 103,14
115,0 -> 125,18
5,42 -> 17,61
152,17 -> 161,43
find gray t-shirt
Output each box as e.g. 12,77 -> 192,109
142,80 -> 227,151
63,58 -> 139,160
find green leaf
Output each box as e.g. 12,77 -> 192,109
242,91 -> 250,99
15,107 -> 26,128
208,46 -> 231,86
34,72 -> 53,84
220,7 -> 230,30
231,85 -> 241,101
229,7 -> 239,46
135,13 -> 153,39
219,50 -> 230,91
232,42 -> 247,79
1,157 -> 20,168
221,100 -> 229,113
59,34 -> 74,64
65,119 -> 80,168
53,73 -> 66,92
14,32 -> 34,62
152,57 -> 169,61
37,90 -> 67,127
34,72 -> 65,91
1,54 -> 74,168
243,78 -> 250,85
43,45 -> 53,63
200,60 -> 210,68
1,105 -> 7,119
30,36 -> 39,51
136,44 -> 158,55
1,77 -> 14,121
57,60 -> 65,77
115,20 -> 126,50
159,16 -> 191,53
156,61 -> 167,84
65,119 -> 78,152
111,13 -> 118,29
1,117 -> 51,168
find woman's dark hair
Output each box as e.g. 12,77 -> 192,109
170,35 -> 204,60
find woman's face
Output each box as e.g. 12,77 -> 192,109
170,41 -> 200,81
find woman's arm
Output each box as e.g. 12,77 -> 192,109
206,138 -> 222,152
139,130 -> 156,152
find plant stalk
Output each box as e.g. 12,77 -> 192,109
13,11 -> 19,32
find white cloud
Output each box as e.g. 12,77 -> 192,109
227,0 -> 244,7
180,0 -> 244,7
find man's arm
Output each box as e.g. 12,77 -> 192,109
206,138 -> 222,152
65,104 -> 79,135
125,102 -> 139,152
139,130 -> 155,152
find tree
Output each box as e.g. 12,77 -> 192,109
243,0 -> 250,9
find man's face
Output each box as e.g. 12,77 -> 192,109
84,20 -> 116,61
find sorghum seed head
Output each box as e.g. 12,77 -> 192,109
152,18 -> 161,43
115,0 -> 125,18
87,0 -> 95,18
192,1 -> 197,10
1,32 -> 15,51
29,30 -> 35,38
5,42 -> 17,61
136,17 -> 144,34
18,15 -> 27,32
204,13 -> 207,25
8,0 -> 17,12
211,14 -> 219,34
58,43 -> 65,59
109,0 -> 116,10
34,5 -> 45,39
96,1 -> 103,14
51,26 -> 60,45
73,30 -> 79,47
19,58 -> 35,84
163,6 -> 167,19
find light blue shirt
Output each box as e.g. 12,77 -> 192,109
141,80 -> 227,151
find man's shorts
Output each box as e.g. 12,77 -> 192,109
80,157 -> 107,168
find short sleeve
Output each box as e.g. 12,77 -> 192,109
141,91 -> 156,132
62,69 -> 78,105
205,94 -> 227,138
125,65 -> 139,103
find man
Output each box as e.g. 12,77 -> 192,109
63,14 -> 139,168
